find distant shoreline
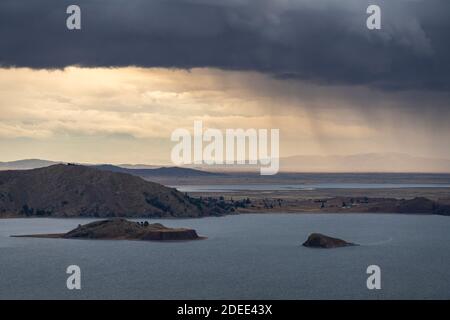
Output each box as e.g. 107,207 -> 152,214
2,195 -> 450,217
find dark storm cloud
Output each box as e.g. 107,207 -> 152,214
0,0 -> 449,90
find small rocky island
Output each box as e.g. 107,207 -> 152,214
12,219 -> 203,241
302,233 -> 357,248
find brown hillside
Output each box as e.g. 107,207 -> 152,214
0,164 -> 225,218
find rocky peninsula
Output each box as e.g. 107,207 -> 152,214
11,219 -> 203,241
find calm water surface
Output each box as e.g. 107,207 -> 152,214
1,214 -> 450,299
172,183 -> 450,193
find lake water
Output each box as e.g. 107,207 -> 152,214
172,183 -> 450,193
1,214 -> 450,300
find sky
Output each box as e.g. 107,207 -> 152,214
0,0 -> 449,166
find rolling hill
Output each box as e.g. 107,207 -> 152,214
0,164 -> 227,218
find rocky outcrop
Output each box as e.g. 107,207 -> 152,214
13,219 -> 203,241
302,233 -> 357,248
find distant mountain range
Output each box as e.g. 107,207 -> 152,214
1,153 -> 450,173
0,159 -> 62,170
280,153 -> 450,173
187,153 -> 450,173
93,164 -> 220,177
117,164 -> 160,170
0,164 -> 227,218
0,159 -> 220,177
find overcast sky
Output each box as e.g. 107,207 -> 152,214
0,0 -> 449,166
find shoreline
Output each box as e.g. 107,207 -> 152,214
2,193 -> 449,219
0,211 -> 440,220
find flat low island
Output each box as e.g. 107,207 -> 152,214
11,219 -> 204,241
